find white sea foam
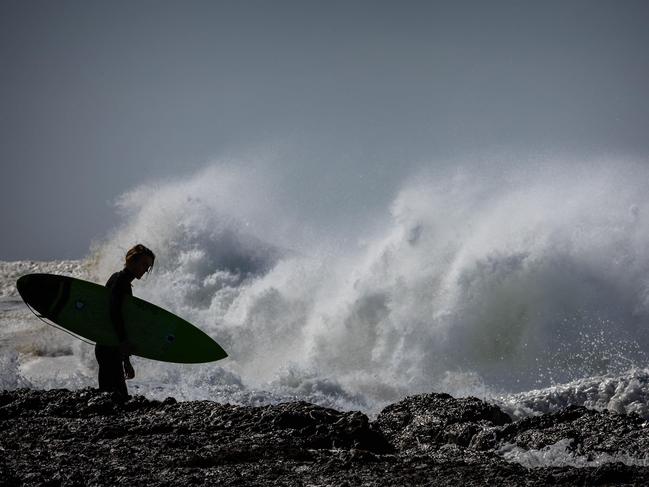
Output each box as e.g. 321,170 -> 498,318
496,368 -> 649,418
3,158 -> 649,421
499,439 -> 649,468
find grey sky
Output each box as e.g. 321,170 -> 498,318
1,1 -> 648,260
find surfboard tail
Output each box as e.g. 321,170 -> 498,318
17,274 -> 71,320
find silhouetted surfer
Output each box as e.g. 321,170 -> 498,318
96,244 -> 155,398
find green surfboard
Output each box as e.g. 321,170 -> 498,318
16,273 -> 227,364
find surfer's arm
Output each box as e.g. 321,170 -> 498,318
123,356 -> 135,380
108,284 -> 129,344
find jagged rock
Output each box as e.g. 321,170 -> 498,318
2,388 -> 649,486
263,401 -> 392,452
476,404 -> 649,458
374,392 -> 512,450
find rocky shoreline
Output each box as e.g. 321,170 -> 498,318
1,388 -> 648,486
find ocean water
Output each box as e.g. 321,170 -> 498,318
3,160 -> 649,432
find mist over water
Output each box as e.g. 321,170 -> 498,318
71,157 -> 647,412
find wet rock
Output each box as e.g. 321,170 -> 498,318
374,392 -> 512,450
265,402 -> 392,452
2,388 -> 649,486
482,404 -> 649,459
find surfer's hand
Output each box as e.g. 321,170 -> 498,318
124,360 -> 135,380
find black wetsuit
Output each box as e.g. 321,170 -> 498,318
95,269 -> 133,397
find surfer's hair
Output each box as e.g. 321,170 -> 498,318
125,244 -> 155,272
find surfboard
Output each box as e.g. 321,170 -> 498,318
16,273 -> 227,364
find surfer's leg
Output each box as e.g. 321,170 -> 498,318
95,344 -> 111,391
116,362 -> 128,398
95,344 -> 128,397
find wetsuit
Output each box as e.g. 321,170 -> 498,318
95,269 -> 134,397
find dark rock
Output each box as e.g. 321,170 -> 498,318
2,388 -> 649,486
486,405 -> 649,459
374,392 -> 512,450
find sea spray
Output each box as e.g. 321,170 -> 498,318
4,158 -> 649,415
86,159 -> 649,404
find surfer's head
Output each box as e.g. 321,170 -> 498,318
125,244 -> 155,279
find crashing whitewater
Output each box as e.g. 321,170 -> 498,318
3,159 -> 649,424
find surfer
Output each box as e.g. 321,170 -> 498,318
95,244 -> 155,398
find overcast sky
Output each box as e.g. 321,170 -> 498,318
1,1 -> 648,260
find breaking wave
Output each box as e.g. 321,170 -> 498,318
4,157 -> 649,416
